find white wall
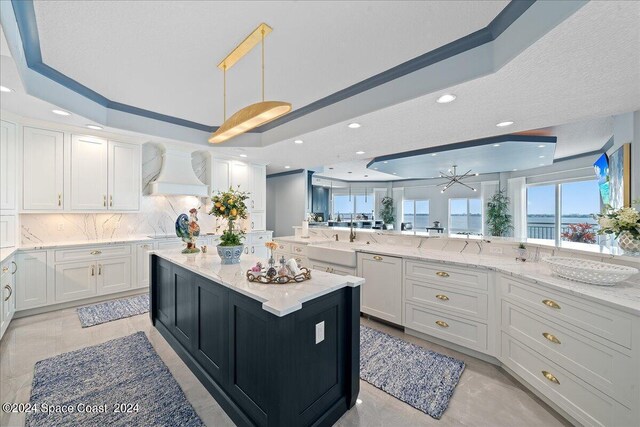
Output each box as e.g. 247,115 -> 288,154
266,171 -> 308,237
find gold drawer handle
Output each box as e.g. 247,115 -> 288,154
436,271 -> 450,278
295,258 -> 302,263
58,193 -> 62,206
103,195 -> 107,207
373,256 -> 383,261
295,248 -> 302,252
435,320 -> 449,328
542,371 -> 560,385
279,245 -> 284,249
542,299 -> 561,309
542,332 -> 561,344
1,266 -> 7,273
435,294 -> 449,301
90,250 -> 102,255
109,195 -> 113,207
4,285 -> 12,302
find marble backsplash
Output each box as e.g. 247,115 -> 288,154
20,143 -> 238,244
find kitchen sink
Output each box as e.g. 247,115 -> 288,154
306,242 -> 358,268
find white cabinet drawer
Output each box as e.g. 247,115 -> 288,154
405,260 -> 488,291
406,278 -> 488,320
55,245 -> 131,263
248,231 -> 272,244
405,303 -> 488,352
291,255 -> 309,269
501,333 -> 632,427
311,261 -> 355,276
291,244 -> 307,256
501,301 -> 633,406
500,275 -> 632,349
274,241 -> 291,254
157,240 -> 185,251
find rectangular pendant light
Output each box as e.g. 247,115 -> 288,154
218,23 -> 273,71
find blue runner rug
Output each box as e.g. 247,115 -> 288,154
360,325 -> 465,419
77,294 -> 149,327
26,332 -> 203,427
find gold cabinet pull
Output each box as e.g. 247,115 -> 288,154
373,256 -> 383,261
542,371 -> 560,384
295,247 -> 302,252
103,195 -> 107,207
109,195 -> 113,207
91,265 -> 95,276
4,284 -> 12,301
90,250 -> 102,255
542,299 -> 561,309
542,332 -> 561,344
98,264 -> 102,275
326,267 -> 331,273
58,193 -> 62,206
435,294 -> 449,301
295,258 -> 302,263
435,320 -> 449,328
1,266 -> 7,273
436,271 -> 450,278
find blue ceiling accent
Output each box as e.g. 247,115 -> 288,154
10,0 -> 535,133
367,134 -> 559,178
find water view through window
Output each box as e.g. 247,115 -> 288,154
449,198 -> 482,233
403,200 -> 430,228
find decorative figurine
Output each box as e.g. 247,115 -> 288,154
200,245 -> 208,253
176,208 -> 201,254
286,258 -> 301,276
251,262 -> 263,273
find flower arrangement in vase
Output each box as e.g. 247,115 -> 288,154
594,200 -> 640,254
209,187 -> 250,264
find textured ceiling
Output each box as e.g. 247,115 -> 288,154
251,0 -> 639,176
33,0 -> 507,125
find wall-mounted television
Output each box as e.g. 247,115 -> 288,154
593,153 -> 610,205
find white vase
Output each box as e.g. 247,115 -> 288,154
617,231 -> 640,254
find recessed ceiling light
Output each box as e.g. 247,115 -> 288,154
539,155 -> 545,159
538,144 -> 545,148
356,151 -> 365,155
284,165 -> 290,169
539,163 -> 545,166
392,172 -> 397,175
436,94 -> 456,104
496,121 -> 514,127
431,153 -> 437,156
493,144 -> 500,147
512,168 -> 518,171
373,167 -> 378,170
239,154 -> 248,158
52,109 -> 71,116
348,122 -> 361,129
0,85 -> 13,93
475,173 -> 480,176
294,139 -> 303,144
86,124 -> 103,130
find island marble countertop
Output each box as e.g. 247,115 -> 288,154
304,241 -> 640,316
151,249 -> 364,317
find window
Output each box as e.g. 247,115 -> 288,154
333,195 -> 352,220
527,179 -> 601,244
403,199 -> 429,228
449,198 -> 482,233
332,192 -> 375,220
527,185 -> 556,241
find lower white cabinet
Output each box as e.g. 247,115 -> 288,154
97,257 -> 131,294
16,251 -> 48,310
357,253 -> 402,324
135,242 -> 156,289
55,261 -> 98,302
310,260 -> 355,276
1,256 -> 17,339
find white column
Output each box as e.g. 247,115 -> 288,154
508,177 -> 527,240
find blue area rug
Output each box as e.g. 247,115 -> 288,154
26,332 -> 203,427
360,325 -> 465,419
77,294 -> 149,327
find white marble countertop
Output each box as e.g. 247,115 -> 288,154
301,240 -> 640,316
274,235 -> 333,244
151,249 -> 364,317
18,236 -> 166,251
0,247 -> 18,264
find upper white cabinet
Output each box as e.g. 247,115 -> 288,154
0,120 -> 17,211
23,127 -> 64,210
230,161 -> 250,193
211,158 -> 230,195
108,141 -> 141,210
250,164 -> 266,211
69,136 -> 140,211
71,135 -> 108,210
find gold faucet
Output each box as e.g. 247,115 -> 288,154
333,233 -> 339,241
349,221 -> 356,243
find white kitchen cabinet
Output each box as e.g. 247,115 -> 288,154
1,256 -> 17,339
230,161 -> 250,192
157,240 -> 185,251
54,261 -> 98,302
135,242 -> 156,288
211,158 -> 230,195
97,256 -> 132,294
71,135 -> 108,210
249,211 -> 266,231
358,253 -> 403,324
250,164 -> 266,211
16,251 -> 48,310
23,127 -> 64,210
108,141 -> 140,210
0,120 -> 17,211
310,260 -> 355,276
0,216 -> 16,249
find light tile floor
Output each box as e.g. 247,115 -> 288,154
0,309 -> 569,427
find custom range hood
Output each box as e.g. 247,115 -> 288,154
150,147 -> 208,197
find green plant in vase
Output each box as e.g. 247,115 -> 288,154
380,196 -> 395,230
486,189 -> 513,237
209,187 -> 250,264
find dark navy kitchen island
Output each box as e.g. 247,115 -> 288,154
150,251 -> 363,427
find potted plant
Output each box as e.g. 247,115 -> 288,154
561,223 -> 596,244
380,196 -> 395,230
486,190 -> 513,237
594,200 -> 640,254
516,243 -> 527,261
209,187 -> 250,264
